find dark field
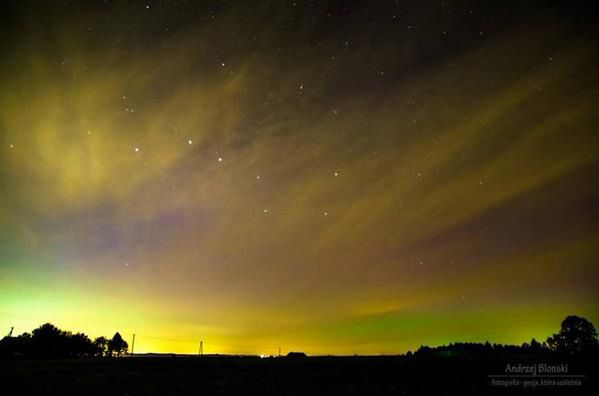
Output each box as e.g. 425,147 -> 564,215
1,354 -> 596,395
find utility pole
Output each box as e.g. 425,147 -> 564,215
278,347 -> 281,357
199,340 -> 203,356
7,327 -> 13,337
130,334 -> 136,357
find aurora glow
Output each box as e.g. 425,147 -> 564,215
1,1 -> 598,355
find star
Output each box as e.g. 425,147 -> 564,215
218,157 -> 223,162
134,147 -> 140,152
323,211 -> 328,216
188,139 -> 193,145
334,171 -> 339,176
256,175 -> 261,180
263,209 -> 268,213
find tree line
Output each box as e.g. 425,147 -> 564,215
1,315 -> 597,359
412,315 -> 598,358
0,323 -> 128,358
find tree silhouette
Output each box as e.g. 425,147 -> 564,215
67,332 -> 96,357
546,315 -> 599,354
94,336 -> 108,357
520,338 -> 546,354
107,332 -> 128,357
0,324 -> 129,358
31,323 -> 66,357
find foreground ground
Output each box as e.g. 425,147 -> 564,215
1,354 -> 596,395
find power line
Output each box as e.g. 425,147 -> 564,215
135,334 -> 197,343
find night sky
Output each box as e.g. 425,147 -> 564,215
1,1 -> 598,355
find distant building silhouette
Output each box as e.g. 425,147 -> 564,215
286,351 -> 307,358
